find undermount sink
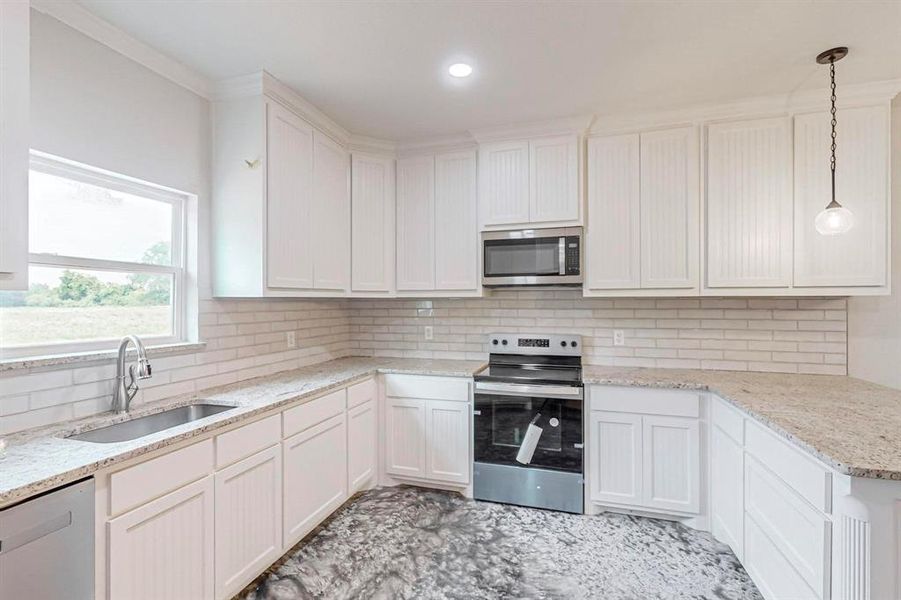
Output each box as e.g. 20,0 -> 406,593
67,403 -> 236,443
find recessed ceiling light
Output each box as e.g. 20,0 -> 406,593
448,63 -> 473,78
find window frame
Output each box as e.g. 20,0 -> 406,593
0,153 -> 189,358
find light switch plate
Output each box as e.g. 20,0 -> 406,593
613,330 -> 625,346
424,326 -> 433,340
286,331 -> 297,348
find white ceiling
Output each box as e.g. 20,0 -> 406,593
77,0 -> 901,141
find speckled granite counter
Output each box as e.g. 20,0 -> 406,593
0,357 -> 484,507
583,366 -> 901,481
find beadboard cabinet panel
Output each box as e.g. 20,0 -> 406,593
351,153 -> 395,292
794,105 -> 889,288
706,117 -> 792,288
640,127 -> 699,290
434,150 -> 479,290
347,400 -> 377,494
529,135 -> 580,223
424,399 -> 470,484
479,140 -> 531,226
265,101 -> 315,290
396,156 -> 436,290
0,0 -> 28,290
641,415 -> 700,514
384,397 -> 427,478
312,132 -> 350,291
589,411 -> 643,506
585,134 -> 641,290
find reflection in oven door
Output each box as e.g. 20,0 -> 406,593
474,393 -> 582,473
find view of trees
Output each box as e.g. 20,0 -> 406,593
0,242 -> 172,308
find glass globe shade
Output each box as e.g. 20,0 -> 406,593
815,204 -> 854,235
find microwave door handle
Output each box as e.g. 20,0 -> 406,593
558,237 -> 566,275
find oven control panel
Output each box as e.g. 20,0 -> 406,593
488,333 -> 582,356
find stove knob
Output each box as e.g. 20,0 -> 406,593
560,341 -> 567,347
492,339 -> 499,345
501,339 -> 508,346
571,340 -> 578,347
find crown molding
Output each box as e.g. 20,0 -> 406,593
395,132 -> 477,157
31,0 -> 213,99
588,78 -> 901,136
348,134 -> 397,156
469,115 -> 593,143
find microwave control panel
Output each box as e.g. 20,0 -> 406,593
565,236 -> 581,275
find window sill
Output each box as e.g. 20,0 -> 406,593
0,342 -> 207,373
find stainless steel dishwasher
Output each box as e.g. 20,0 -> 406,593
0,478 -> 94,599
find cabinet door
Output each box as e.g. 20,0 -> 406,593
351,153 -> 395,292
396,156 -> 436,290
585,134 -> 641,290
109,476 -> 215,600
347,400 -> 377,494
282,413 -> 347,547
434,150 -> 478,290
529,135 -> 580,223
589,411 -> 642,506
0,0 -> 28,290
794,105 -> 889,287
425,399 -> 470,484
384,397 -> 427,478
479,140 -> 530,226
266,101 -> 314,289
214,446 -> 282,600
312,131 -> 350,291
640,127 -> 699,289
706,117 -> 792,288
641,415 -> 700,513
711,425 -> 744,560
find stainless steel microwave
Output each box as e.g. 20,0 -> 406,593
481,227 -> 582,287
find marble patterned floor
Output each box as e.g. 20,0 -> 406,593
240,486 -> 762,600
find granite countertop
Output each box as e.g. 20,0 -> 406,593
583,366 -> 901,481
0,357 -> 485,508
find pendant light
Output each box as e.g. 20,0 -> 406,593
814,46 -> 854,235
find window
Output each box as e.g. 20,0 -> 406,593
0,153 -> 188,357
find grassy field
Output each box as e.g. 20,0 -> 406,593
0,306 -> 171,347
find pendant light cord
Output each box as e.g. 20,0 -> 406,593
830,59 -> 837,204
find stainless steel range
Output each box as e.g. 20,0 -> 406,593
473,333 -> 584,513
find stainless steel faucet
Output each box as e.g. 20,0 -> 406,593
111,335 -> 152,414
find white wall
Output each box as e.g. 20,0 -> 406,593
848,98 -> 901,388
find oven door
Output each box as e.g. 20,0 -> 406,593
473,383 -> 583,474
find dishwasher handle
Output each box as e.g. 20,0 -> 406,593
0,511 -> 72,554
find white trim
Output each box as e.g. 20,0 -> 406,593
469,115 -> 594,143
30,0 -> 213,99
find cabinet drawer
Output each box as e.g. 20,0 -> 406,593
711,396 -> 744,444
110,439 -> 214,516
745,419 -> 831,512
590,386 -> 699,418
745,456 -> 830,597
384,374 -> 470,402
347,377 -> 376,409
215,414 -> 280,469
744,514 -> 822,600
283,388 -> 346,438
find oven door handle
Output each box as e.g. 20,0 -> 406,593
474,381 -> 583,400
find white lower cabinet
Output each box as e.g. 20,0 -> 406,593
214,446 -> 282,600
108,476 -> 215,600
710,424 -> 744,559
347,400 -> 377,493
588,387 -> 700,516
383,375 -> 471,486
282,413 -> 348,547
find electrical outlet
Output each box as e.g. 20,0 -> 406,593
286,331 -> 297,348
613,330 -> 625,346
424,326 -> 434,341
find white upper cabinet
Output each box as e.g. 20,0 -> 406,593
0,1 -> 29,291
351,153 -> 395,293
479,140 -> 530,226
640,127 -> 699,289
312,132 -> 350,291
585,134 -> 641,290
793,105 -> 889,288
434,150 -> 479,290
706,117 -> 793,289
529,135 -> 580,223
397,151 -> 480,294
396,155 -> 436,290
480,135 -> 581,228
266,101 -> 315,290
585,127 -> 698,295
212,73 -> 351,297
